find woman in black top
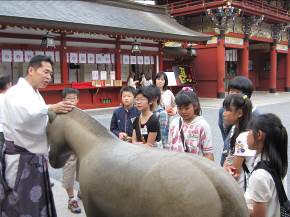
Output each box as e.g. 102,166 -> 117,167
132,86 -> 160,146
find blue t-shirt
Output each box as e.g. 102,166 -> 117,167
110,106 -> 139,137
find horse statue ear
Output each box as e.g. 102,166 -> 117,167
48,111 -> 57,123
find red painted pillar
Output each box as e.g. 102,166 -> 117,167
60,34 -> 68,84
240,39 -> 249,77
285,46 -> 290,91
115,37 -> 122,80
269,45 -> 277,93
158,43 -> 163,72
217,36 -> 225,98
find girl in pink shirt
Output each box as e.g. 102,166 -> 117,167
168,87 -> 214,161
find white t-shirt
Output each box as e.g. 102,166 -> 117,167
244,154 -> 280,217
161,89 -> 176,110
127,77 -> 136,89
234,131 -> 256,189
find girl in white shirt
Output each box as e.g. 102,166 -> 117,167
222,94 -> 254,191
245,113 -> 288,217
127,72 -> 138,89
154,72 -> 177,117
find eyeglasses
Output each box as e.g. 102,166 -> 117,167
135,98 -> 147,103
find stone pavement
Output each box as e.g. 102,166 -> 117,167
52,91 -> 290,216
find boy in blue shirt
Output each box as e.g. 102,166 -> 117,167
110,86 -> 139,142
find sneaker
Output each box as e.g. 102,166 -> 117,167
77,190 -> 81,200
68,199 -> 81,214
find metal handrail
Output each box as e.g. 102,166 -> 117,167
168,0 -> 203,11
168,0 -> 224,14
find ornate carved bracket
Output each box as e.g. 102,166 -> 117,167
206,2 -> 241,36
242,15 -> 264,39
271,23 -> 289,43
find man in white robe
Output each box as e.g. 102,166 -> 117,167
0,55 -> 74,216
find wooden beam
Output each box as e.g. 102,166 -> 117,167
0,32 -> 159,47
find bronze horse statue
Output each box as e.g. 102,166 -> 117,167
47,108 -> 249,217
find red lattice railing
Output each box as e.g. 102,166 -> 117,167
168,0 -> 290,22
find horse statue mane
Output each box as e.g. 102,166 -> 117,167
47,108 -> 249,217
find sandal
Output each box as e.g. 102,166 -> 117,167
68,198 -> 81,214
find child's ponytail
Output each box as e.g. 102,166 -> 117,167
280,125 -> 288,178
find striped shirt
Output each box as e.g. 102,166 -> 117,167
153,106 -> 169,149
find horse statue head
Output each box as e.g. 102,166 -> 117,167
47,110 -> 71,168
47,108 -> 249,217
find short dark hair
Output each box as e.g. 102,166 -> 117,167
154,72 -> 168,90
150,85 -> 161,104
175,89 -> 201,115
145,73 -> 152,80
0,75 -> 10,91
28,55 -> 53,71
120,86 -> 136,96
228,76 -> 254,98
135,86 -> 155,103
62,88 -> 79,98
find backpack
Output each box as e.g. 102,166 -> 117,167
253,161 -> 290,217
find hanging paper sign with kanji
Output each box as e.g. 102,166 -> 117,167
13,50 -> 24,62
79,53 -> 87,64
130,55 -> 136,64
45,51 -> 54,62
137,56 -> 143,64
70,53 -> 78,63
24,51 -> 34,62
123,55 -> 130,65
111,54 -> 115,64
87,53 -> 95,64
100,71 -> 107,80
144,56 -> 150,65
150,56 -> 155,64
2,50 -> 12,62
92,70 -> 99,80
55,51 -> 60,62
103,54 -> 111,64
96,54 -> 103,63
110,71 -> 116,80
